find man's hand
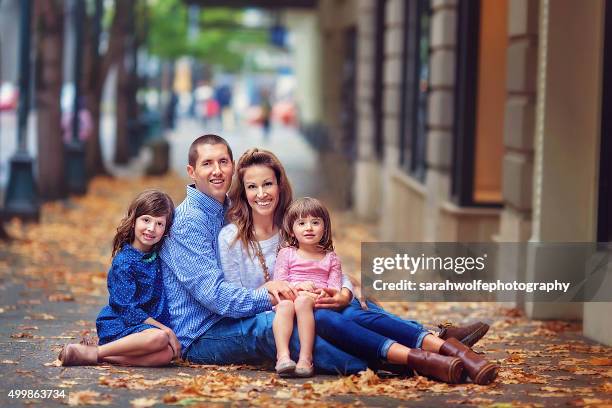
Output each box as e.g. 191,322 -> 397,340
264,280 -> 298,304
164,328 -> 182,360
144,317 -> 182,359
315,287 -> 352,310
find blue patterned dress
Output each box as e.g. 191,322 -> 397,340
96,244 -> 168,345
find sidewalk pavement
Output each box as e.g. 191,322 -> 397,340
0,171 -> 611,407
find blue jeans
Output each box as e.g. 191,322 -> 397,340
314,309 -> 396,367
184,310 -> 367,374
340,299 -> 429,349
312,301 -> 429,367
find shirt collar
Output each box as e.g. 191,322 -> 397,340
186,184 -> 228,216
123,243 -> 157,262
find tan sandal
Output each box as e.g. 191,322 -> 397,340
59,344 -> 98,366
275,357 -> 296,376
294,363 -> 314,378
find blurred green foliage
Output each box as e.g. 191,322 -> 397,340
146,0 -> 268,71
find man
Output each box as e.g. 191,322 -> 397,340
161,134 -> 489,373
160,134 -> 366,373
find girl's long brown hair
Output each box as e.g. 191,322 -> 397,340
280,197 -> 334,252
112,189 -> 175,257
227,148 -> 293,257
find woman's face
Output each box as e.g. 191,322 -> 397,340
242,165 -> 279,220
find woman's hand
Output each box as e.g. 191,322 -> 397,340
264,280 -> 298,304
314,287 -> 352,310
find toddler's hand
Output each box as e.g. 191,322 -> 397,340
298,291 -> 319,300
294,281 -> 316,292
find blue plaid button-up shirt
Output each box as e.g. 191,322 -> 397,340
160,185 -> 271,353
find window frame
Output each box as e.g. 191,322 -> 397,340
597,2 -> 612,242
452,0 -> 502,208
399,0 -> 431,182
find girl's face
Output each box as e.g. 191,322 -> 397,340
132,214 -> 167,252
292,215 -> 324,248
243,165 -> 279,220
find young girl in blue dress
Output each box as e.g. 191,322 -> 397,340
59,189 -> 180,366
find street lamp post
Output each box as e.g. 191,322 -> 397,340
65,0 -> 87,195
3,0 -> 39,222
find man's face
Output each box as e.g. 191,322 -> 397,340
187,143 -> 234,203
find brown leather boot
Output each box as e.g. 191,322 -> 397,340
439,338 -> 498,385
438,322 -> 489,347
59,344 -> 99,366
406,349 -> 464,384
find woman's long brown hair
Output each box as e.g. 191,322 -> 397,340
112,189 -> 175,257
227,148 -> 293,257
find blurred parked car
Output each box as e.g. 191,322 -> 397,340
272,100 -> 297,126
246,100 -> 297,127
0,82 -> 18,111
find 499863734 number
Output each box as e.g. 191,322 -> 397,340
8,389 -> 66,399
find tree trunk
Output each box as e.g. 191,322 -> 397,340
112,0 -> 132,165
34,0 -> 66,200
85,93 -> 106,177
81,8 -> 108,178
82,0 -> 130,175
0,224 -> 9,241
114,56 -> 130,164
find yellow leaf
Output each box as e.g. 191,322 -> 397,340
130,397 -> 158,408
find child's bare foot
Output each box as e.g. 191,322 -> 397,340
275,355 -> 296,376
295,358 -> 314,378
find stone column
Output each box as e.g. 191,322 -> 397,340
494,0 -> 538,298
424,0 -> 457,241
527,0 -> 604,324
379,0 -> 405,238
353,0 -> 380,220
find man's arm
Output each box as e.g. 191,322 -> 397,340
163,215 -> 271,317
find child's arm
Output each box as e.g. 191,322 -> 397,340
107,261 -> 149,326
272,247 -> 291,283
327,252 -> 343,290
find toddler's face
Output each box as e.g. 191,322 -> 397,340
292,215 -> 324,248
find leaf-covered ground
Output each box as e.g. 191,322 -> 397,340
0,174 -> 610,407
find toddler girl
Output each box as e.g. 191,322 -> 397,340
59,189 -> 180,366
272,197 -> 342,377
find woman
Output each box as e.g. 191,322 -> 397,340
218,148 -> 498,384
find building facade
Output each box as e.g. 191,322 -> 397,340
314,0 -> 611,345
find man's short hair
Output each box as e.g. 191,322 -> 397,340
188,134 -> 234,167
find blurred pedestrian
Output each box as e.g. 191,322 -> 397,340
260,89 -> 272,139
62,98 -> 92,143
166,92 -> 178,129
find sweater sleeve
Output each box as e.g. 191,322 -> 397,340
218,225 -> 243,286
273,247 -> 291,282
107,260 -> 149,326
327,252 -> 343,290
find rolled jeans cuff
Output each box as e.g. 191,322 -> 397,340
415,330 -> 429,349
380,339 -> 396,360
